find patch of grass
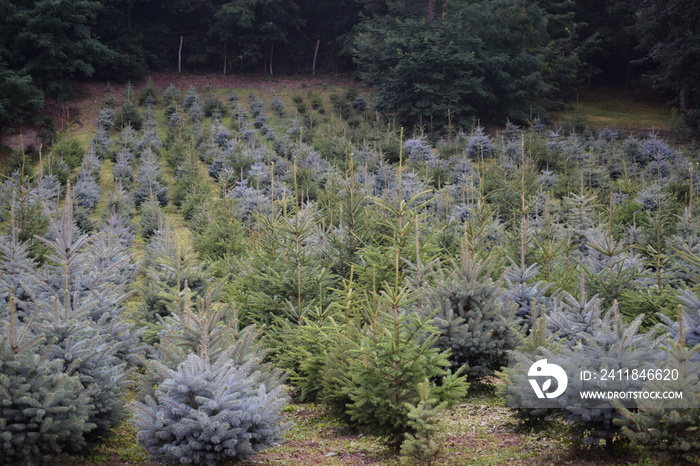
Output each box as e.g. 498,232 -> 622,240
71,420 -> 152,465
551,87 -> 671,134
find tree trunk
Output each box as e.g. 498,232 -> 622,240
269,44 -> 274,75
312,39 -> 320,74
427,0 -> 435,22
178,35 -> 184,74
442,0 -> 448,19
223,42 -> 227,76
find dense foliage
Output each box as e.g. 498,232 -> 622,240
1,0 -> 699,131
354,0 -> 550,126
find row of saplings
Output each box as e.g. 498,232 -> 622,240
1,202 -> 698,465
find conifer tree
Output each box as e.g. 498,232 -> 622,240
270,310 -> 342,402
0,222 -> 37,316
503,306 -> 563,423
191,197 -> 246,262
582,227 -> 649,307
80,145 -> 102,180
547,283 -> 603,347
0,170 -> 51,259
90,127 -> 111,160
399,380 -> 448,464
74,171 -> 101,210
101,210 -> 135,247
35,297 -> 129,441
115,83 -> 142,130
618,311 -> 700,463
354,161 -> 440,293
562,192 -> 598,254
183,85 -> 200,111
96,106 -> 115,132
110,125 -> 138,162
138,195 -> 166,239
132,148 -> 169,207
171,148 -> 202,206
341,287 -> 468,446
417,254 -> 516,383
660,290 -> 700,358
112,148 -> 134,189
1,194 -> 139,460
0,301 -> 95,465
130,294 -> 287,465
554,304 -> 660,449
667,207 -> 700,285
136,227 -> 220,340
231,204 -> 336,328
502,262 -> 553,331
137,125 -> 163,156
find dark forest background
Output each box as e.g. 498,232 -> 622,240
1,0 -> 698,130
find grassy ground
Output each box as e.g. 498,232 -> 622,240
70,391 -> 664,466
550,86 -> 672,135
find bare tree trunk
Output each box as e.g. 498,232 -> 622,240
269,44 -> 274,75
442,0 -> 448,19
312,39 -> 320,74
427,0 -> 435,22
178,35 -> 184,74
223,42 -> 227,76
